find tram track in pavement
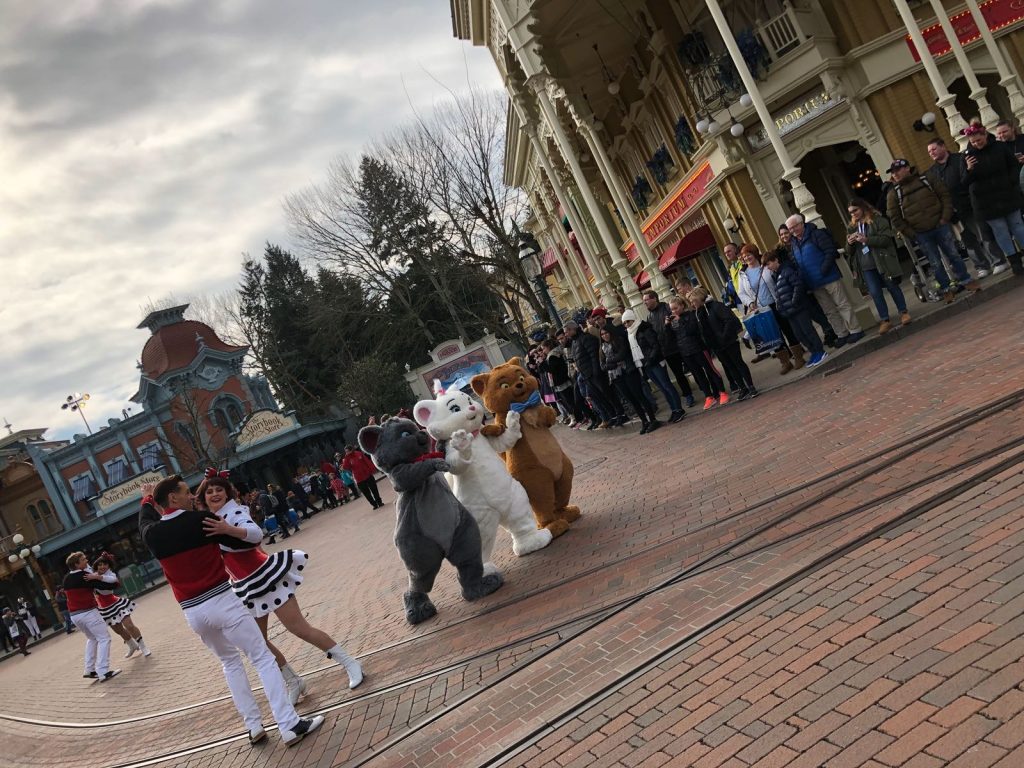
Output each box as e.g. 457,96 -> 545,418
81,391 -> 1024,767
1,388 -> 1022,740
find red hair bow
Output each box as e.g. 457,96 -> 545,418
204,467 -> 230,480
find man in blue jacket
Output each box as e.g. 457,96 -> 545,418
785,213 -> 864,347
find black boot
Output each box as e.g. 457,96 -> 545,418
1009,251 -> 1024,276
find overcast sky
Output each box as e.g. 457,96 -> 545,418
0,0 -> 501,441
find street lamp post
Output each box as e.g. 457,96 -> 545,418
61,393 -> 92,434
7,533 -> 60,632
519,239 -> 562,330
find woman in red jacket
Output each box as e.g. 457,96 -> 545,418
341,445 -> 383,509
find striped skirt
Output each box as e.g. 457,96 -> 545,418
99,597 -> 135,626
232,549 -> 308,618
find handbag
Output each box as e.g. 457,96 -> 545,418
743,307 -> 784,355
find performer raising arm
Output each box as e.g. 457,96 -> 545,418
139,475 -> 323,747
197,471 -> 362,704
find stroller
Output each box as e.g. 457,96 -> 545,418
903,237 -> 970,304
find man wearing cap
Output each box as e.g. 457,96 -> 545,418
886,158 -> 981,303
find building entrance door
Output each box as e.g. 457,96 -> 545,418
797,141 -> 882,239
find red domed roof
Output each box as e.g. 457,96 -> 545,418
140,320 -> 246,380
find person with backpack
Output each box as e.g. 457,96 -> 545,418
261,485 -> 298,538
886,158 -> 981,303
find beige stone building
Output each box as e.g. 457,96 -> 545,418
451,0 -> 1024,311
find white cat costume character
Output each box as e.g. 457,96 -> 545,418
414,383 -> 552,574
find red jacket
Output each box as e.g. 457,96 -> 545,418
342,450 -> 376,484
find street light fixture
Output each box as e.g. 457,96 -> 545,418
61,392 -> 93,434
519,236 -> 562,330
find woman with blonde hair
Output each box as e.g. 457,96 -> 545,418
845,196 -> 908,334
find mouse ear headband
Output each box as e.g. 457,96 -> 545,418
961,124 -> 986,136
203,467 -> 230,480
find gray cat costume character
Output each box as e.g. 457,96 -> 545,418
358,417 -> 503,624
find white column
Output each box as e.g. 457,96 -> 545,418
525,127 -> 614,306
963,0 -> 1024,127
890,0 -> 968,141
703,0 -> 821,223
531,80 -> 643,310
537,195 -> 594,305
926,0 -> 999,127
579,121 -> 672,300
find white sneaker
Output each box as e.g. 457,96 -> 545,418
993,263 -> 1009,275
124,640 -> 138,659
281,715 -> 324,746
249,727 -> 267,745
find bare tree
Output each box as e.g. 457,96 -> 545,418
377,89 -> 549,327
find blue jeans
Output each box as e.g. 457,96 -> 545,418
787,310 -> 824,356
62,610 -> 74,633
862,268 -> 907,321
915,224 -> 972,289
985,210 -> 1024,259
644,362 -> 682,412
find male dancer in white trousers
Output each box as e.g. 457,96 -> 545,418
140,475 -> 323,746
62,552 -> 121,681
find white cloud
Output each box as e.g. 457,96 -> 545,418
0,0 -> 501,439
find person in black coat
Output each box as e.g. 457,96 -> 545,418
598,327 -> 661,434
689,286 -> 758,401
667,296 -> 725,410
621,309 -> 686,423
963,125 -> 1024,274
762,248 -> 826,365
565,320 -> 621,427
642,291 -> 696,407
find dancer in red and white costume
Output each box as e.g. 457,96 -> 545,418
197,470 -> 362,703
140,475 -> 322,747
63,552 -> 121,682
92,553 -> 151,658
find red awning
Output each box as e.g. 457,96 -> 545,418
540,248 -> 557,275
658,226 -> 716,271
634,270 -> 650,288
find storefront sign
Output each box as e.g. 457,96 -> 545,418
96,470 -> 165,512
421,348 -> 491,393
906,0 -> 1024,62
235,409 -> 299,449
747,90 -> 844,150
624,162 -> 715,260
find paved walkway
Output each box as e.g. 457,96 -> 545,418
1,282 -> 1022,768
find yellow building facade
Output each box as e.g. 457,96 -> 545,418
452,0 -> 1024,312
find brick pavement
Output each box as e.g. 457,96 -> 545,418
0,283 -> 1022,768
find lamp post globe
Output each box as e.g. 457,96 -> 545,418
19,548 -> 30,560
31,545 -> 41,556
7,554 -> 17,564
730,122 -> 745,137
12,533 -> 24,546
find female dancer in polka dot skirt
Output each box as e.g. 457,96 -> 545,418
93,553 -> 151,658
197,470 -> 362,703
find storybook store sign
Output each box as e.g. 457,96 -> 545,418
97,470 -> 165,512
234,410 -> 300,451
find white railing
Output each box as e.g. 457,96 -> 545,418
757,4 -> 805,60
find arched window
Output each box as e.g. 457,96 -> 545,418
31,500 -> 62,537
209,394 -> 246,432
